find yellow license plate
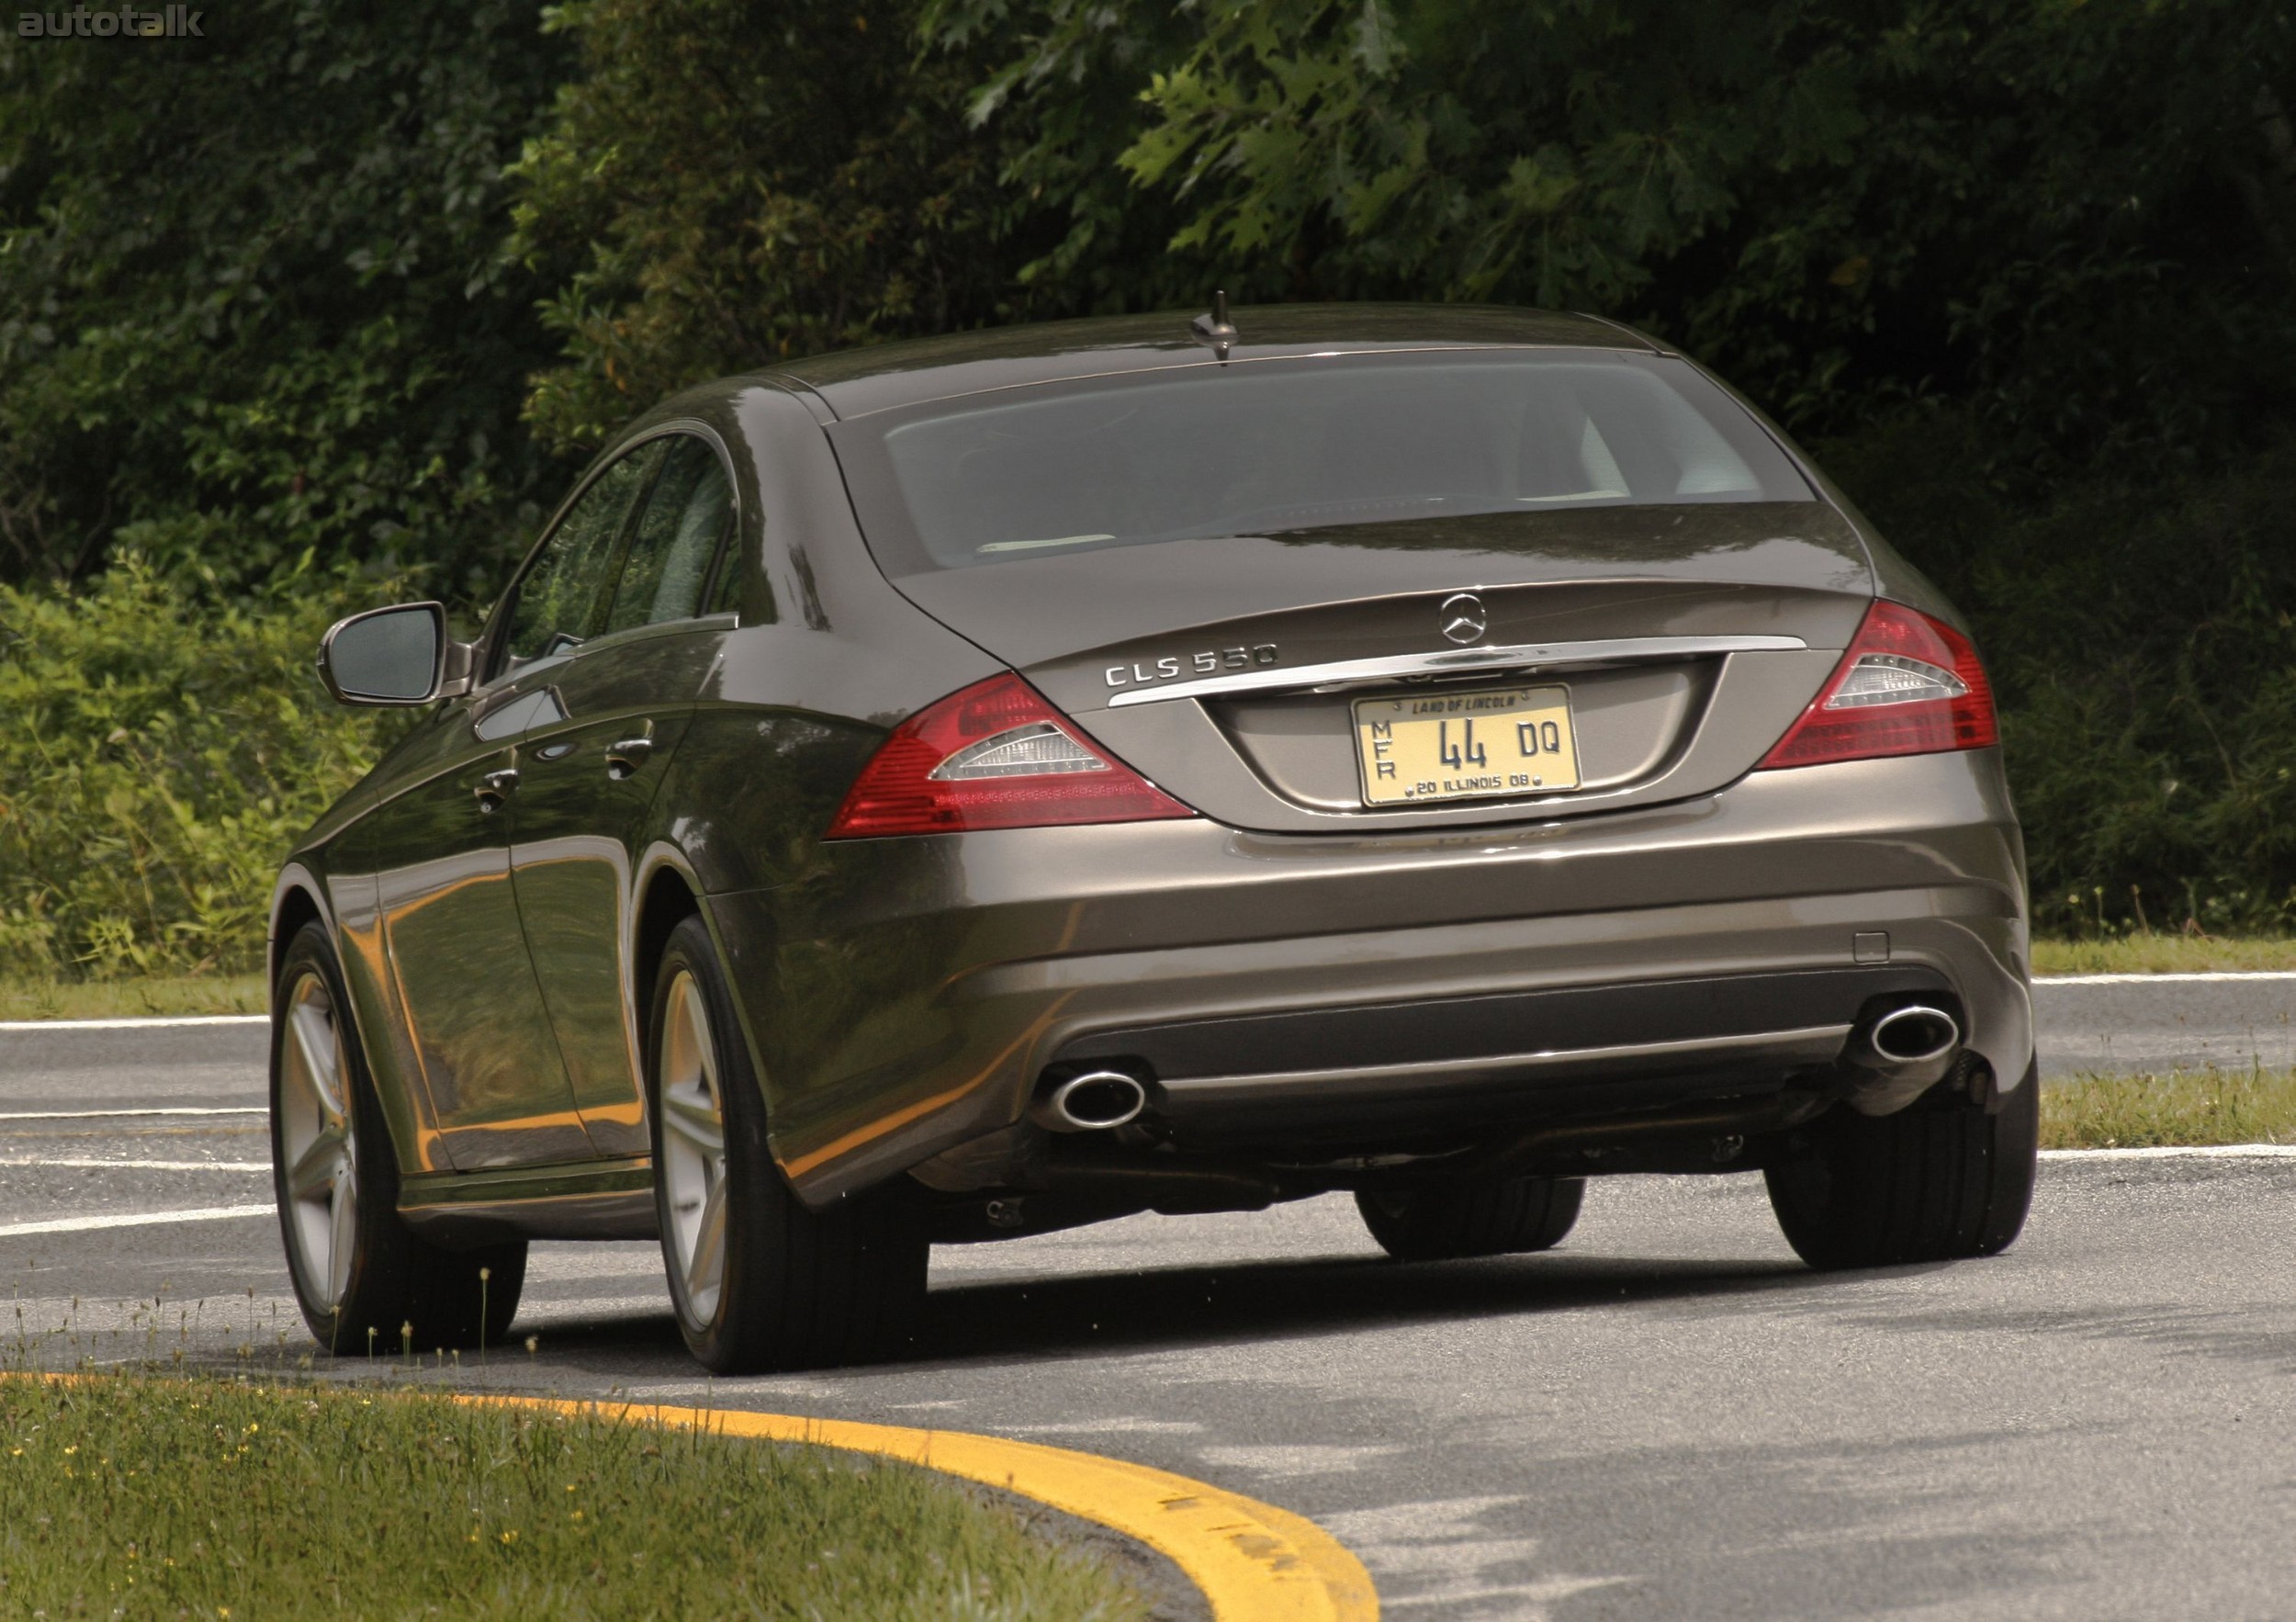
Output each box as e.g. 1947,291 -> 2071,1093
1352,685 -> 1581,805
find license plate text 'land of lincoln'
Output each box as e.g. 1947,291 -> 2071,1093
1351,685 -> 1581,805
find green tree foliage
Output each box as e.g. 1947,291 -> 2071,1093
933,0 -> 2296,466
512,0 -> 1046,454
0,1 -> 569,595
1829,417 -> 2296,935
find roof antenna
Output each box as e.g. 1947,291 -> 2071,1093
1190,289 -> 1237,361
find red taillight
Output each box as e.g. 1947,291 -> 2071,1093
825,672 -> 1198,839
1757,600 -> 1998,770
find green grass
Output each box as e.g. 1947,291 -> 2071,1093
0,972 -> 268,1020
0,1376 -> 1146,1620
2042,1067 -> 2296,1149
2032,934 -> 2296,975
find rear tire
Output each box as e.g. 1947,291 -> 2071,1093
1356,1176 -> 1584,1261
1764,1059 -> 2039,1268
271,922 -> 525,1354
647,915 -> 928,1373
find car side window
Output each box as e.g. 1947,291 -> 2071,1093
602,434 -> 735,636
499,440 -> 667,675
705,515 -> 745,616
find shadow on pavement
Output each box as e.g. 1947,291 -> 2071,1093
917,1250 -> 1827,1364
512,1247 -> 1848,1376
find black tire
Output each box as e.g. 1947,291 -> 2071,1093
270,921 -> 524,1354
647,914 -> 928,1373
1355,1175 -> 1584,1261
1764,1059 -> 2039,1269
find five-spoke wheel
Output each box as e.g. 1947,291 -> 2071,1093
657,966 -> 731,1326
276,967 -> 358,1316
647,914 -> 928,1372
269,921 -> 526,1352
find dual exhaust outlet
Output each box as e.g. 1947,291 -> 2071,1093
1031,1067 -> 1150,1132
1865,1003 -> 1960,1066
1029,1004 -> 1963,1132
1845,1001 -> 1963,1115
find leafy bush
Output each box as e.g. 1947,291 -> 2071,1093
0,565 -> 391,978
1826,415 -> 2296,936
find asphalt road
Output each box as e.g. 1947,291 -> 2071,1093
7,979 -> 2296,1618
2032,972 -> 2296,1076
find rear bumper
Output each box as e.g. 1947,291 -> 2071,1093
711,749 -> 2030,1202
1063,965 -> 1959,1144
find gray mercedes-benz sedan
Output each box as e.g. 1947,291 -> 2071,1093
270,303 -> 2035,1372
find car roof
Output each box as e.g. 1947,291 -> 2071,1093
751,303 -> 1659,421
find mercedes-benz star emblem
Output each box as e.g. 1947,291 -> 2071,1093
1439,591 -> 1488,646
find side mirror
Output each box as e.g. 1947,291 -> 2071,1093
317,602 -> 474,706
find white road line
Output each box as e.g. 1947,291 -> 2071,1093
0,1015 -> 266,1031
0,1107 -> 264,1121
0,1145 -> 2286,1252
0,1205 -> 273,1239
2038,971 -> 2296,986
0,1158 -> 270,1172
2043,1144 -> 2296,1160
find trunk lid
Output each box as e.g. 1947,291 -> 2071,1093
885,503 -> 1874,833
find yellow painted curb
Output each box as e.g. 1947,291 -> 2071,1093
463,1392 -> 1379,1621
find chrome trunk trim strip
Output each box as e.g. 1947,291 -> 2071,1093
1101,634 -> 1807,708
1158,1022 -> 1853,1102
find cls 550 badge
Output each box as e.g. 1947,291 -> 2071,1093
1107,644 -> 1278,689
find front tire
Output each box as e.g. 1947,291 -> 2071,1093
1764,1059 -> 2039,1268
647,915 -> 927,1373
271,922 -> 524,1353
1356,1176 -> 1584,1261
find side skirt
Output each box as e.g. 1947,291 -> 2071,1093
400,1158 -> 657,1246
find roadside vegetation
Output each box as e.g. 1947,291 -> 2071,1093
2041,1068 -> 2296,1151
3,1 -> 2294,980
0,972 -> 267,1021
2031,936 -> 2296,977
0,566 -> 401,983
0,1375 -> 1146,1620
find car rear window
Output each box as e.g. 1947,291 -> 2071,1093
832,349 -> 1812,574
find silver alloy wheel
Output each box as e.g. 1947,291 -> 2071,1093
658,968 -> 730,1324
277,970 -> 357,1313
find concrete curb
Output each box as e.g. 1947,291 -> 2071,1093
458,1392 -> 1380,1620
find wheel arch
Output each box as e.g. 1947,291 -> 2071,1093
628,842 -> 794,1185
630,844 -> 709,1068
268,864 -> 332,996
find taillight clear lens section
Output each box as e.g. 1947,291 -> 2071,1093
826,672 -> 1198,838
1758,600 -> 1998,770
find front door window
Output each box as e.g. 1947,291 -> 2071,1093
500,439 -> 667,676
603,435 -> 735,636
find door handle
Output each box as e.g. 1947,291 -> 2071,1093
474,767 -> 520,814
604,736 -> 654,781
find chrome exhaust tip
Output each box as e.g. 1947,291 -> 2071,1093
1869,1004 -> 1961,1065
1040,1069 -> 1149,1132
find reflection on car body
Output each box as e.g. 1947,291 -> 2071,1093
265,303 -> 2038,1373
